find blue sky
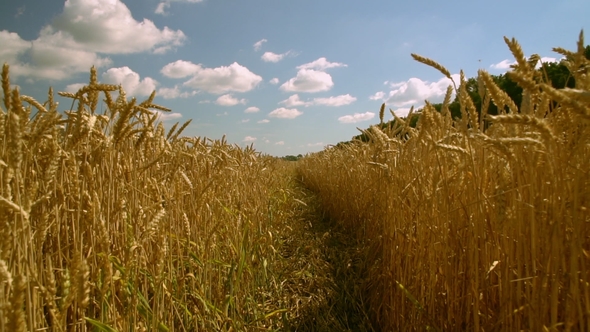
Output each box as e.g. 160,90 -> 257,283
1,0 -> 588,155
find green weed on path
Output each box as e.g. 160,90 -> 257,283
280,175 -> 376,331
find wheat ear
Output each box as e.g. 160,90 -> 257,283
2,63 -> 10,112
411,54 -> 452,80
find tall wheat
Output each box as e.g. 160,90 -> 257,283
299,33 -> 590,331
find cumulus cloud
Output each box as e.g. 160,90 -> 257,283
157,86 -> 197,99
297,57 -> 347,70
269,78 -> 279,85
313,94 -> 356,106
253,39 -> 267,51
279,94 -> 312,107
155,0 -> 204,15
0,29 -> 112,80
0,0 -> 186,80
258,119 -> 270,123
490,57 -> 559,71
387,75 -> 458,107
102,67 -> 157,96
391,107 -> 413,118
243,136 -> 257,142
338,112 -> 375,124
269,107 -> 303,119
179,62 -> 262,94
275,141 -> 285,145
64,83 -> 86,93
490,59 -> 515,70
155,2 -> 170,14
52,0 -> 185,54
216,94 -> 246,106
370,75 -> 459,109
241,119 -> 250,123
244,106 -> 260,113
369,91 -> 385,100
261,51 -> 292,63
155,111 -> 183,121
539,57 -> 558,64
161,60 -> 201,78
279,94 -> 356,107
280,69 -> 333,93
0,30 -> 31,64
279,57 -> 346,93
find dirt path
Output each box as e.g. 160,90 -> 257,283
280,180 -> 376,331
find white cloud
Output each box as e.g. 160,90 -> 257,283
155,111 -> 183,121
253,39 -> 267,51
155,2 -> 170,15
313,94 -> 356,106
269,78 -> 279,85
157,86 -> 197,99
490,57 -> 559,71
338,112 -> 375,124
154,0 -> 204,15
52,0 -> 185,54
369,91 -> 385,100
279,93 -> 356,107
280,69 -> 333,93
276,57 -> 346,93
244,106 -> 260,113
262,51 -> 292,63
540,57 -> 558,64
241,119 -> 250,123
279,94 -> 312,107
269,107 -> 303,119
373,75 -> 459,108
297,57 -> 347,71
102,67 -> 157,97
216,94 -> 246,106
216,111 -> 228,117
392,107 -> 413,118
161,60 -> 201,78
0,29 -> 112,80
0,30 -> 31,64
243,136 -> 257,142
0,0 -> 185,80
182,62 -> 262,94
65,83 -> 87,93
307,142 -> 324,147
158,86 -> 180,99
258,119 -> 270,124
275,141 -> 285,145
490,59 -> 515,70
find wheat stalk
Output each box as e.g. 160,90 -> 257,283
411,53 -> 452,81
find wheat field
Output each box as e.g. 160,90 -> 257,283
1,33 -> 589,331
299,33 -> 590,330
0,64 -> 336,331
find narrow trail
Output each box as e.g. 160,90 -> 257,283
280,178 -> 376,331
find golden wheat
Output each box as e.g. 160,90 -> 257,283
0,64 -> 329,331
298,33 -> 590,331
